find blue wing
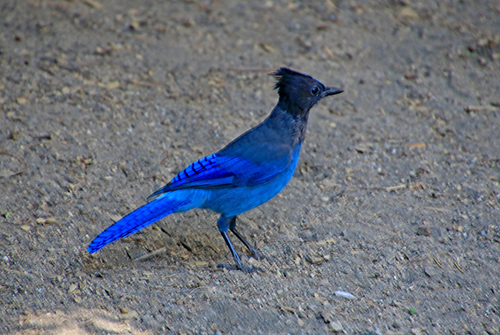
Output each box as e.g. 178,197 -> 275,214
149,143 -> 296,199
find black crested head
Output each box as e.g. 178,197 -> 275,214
273,67 -> 342,114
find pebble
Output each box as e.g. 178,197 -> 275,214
334,291 -> 357,300
120,309 -> 139,319
67,284 -> 77,294
416,226 -> 431,236
423,266 -> 438,277
320,308 -> 334,323
329,320 -> 344,332
305,253 -> 329,265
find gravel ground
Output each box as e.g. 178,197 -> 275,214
1,0 -> 499,334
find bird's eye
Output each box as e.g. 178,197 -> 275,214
310,86 -> 319,96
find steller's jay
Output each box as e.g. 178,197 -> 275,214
88,68 -> 343,271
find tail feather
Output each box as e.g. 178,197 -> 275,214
88,196 -> 190,254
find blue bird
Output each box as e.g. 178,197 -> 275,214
88,68 -> 343,271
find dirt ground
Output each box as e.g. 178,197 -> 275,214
1,0 -> 500,334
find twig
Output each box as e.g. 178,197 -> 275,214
385,184 -> 406,192
225,67 -> 275,72
133,247 -> 166,262
0,150 -> 24,163
465,105 -> 499,113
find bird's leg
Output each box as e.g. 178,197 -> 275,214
229,217 -> 264,260
217,215 -> 258,272
219,230 -> 242,269
218,231 -> 259,273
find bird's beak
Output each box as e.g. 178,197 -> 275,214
324,87 -> 343,97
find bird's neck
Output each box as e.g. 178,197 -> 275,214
269,100 -> 310,146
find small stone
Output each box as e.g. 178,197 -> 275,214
306,255 -> 324,264
181,17 -> 196,27
423,266 -> 438,277
317,238 -> 336,246
334,291 -> 357,300
259,42 -> 276,53
68,283 -> 77,293
416,226 -> 431,236
329,320 -> 344,332
320,309 -> 334,323
281,306 -> 297,314
477,38 -> 489,47
389,300 -> 401,307
195,261 -> 208,267
306,253 -> 329,265
121,309 -> 139,319
405,73 -> 418,80
83,0 -> 103,9
400,7 -> 419,19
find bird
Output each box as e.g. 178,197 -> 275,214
88,67 -> 343,271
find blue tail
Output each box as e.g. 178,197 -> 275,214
88,196 -> 190,254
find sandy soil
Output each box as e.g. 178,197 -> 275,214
1,0 -> 500,334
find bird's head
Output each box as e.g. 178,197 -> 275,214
273,67 -> 343,113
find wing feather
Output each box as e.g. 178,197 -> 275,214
148,143 -> 295,199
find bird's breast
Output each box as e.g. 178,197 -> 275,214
201,144 -> 302,216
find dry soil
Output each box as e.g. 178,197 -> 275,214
1,0 -> 500,334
